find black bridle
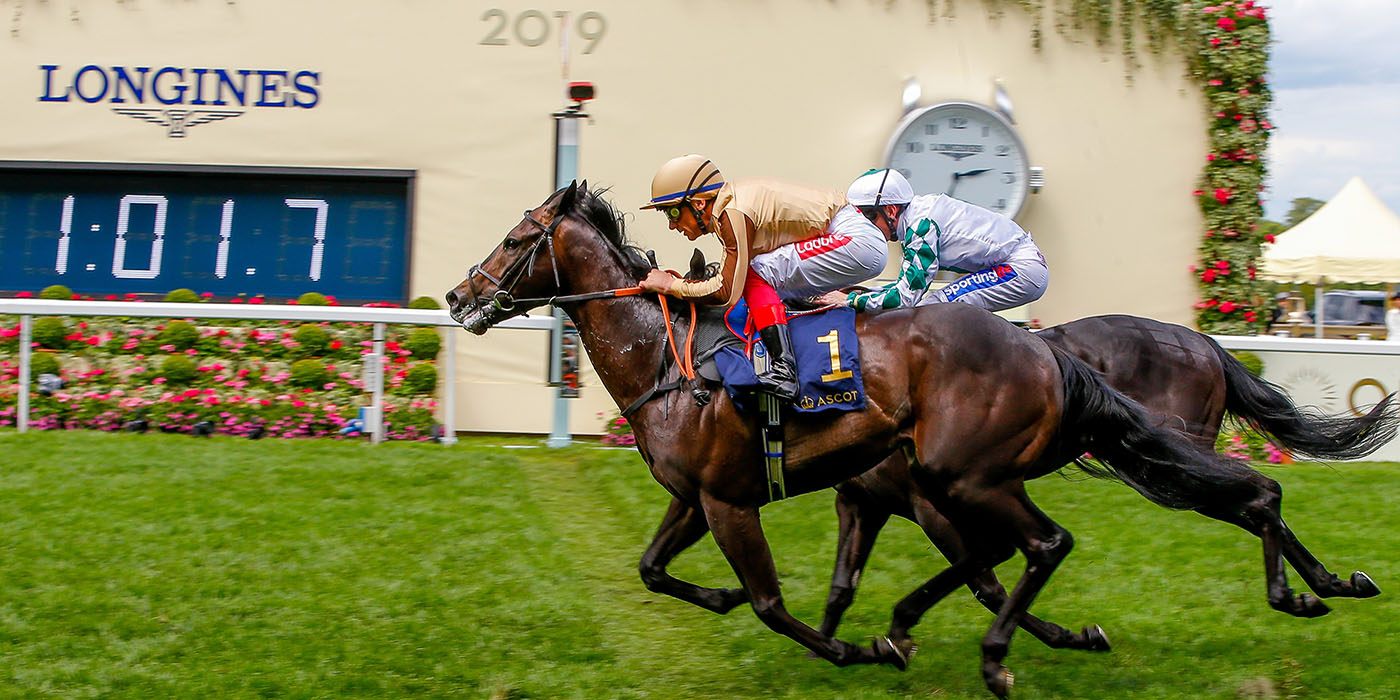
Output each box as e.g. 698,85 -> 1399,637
462,209 -> 562,315
462,208 -> 642,317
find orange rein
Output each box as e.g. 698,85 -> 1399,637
656,271 -> 697,381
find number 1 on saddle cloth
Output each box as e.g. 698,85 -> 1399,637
718,301 -> 868,500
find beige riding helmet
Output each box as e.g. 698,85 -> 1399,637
641,154 -> 725,210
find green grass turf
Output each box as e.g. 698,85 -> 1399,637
0,431 -> 1397,699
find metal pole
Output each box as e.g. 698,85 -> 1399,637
442,331 -> 458,446
546,103 -> 584,448
546,311 -> 570,447
17,315 -> 31,433
371,322 -> 386,444
1315,283 -> 1324,339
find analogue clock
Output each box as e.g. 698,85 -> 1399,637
883,101 -> 1031,218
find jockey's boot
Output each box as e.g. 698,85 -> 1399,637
756,324 -> 800,402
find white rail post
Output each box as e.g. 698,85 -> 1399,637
17,315 -> 32,433
371,322 -> 387,444
441,331 -> 458,445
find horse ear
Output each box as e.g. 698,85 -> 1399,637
578,179 -> 589,194
557,180 -> 579,215
687,248 -> 709,281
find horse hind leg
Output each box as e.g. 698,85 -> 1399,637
908,498 -> 1109,652
967,489 -> 1077,699
1196,471 -> 1375,618
893,479 -> 1076,698
1240,474 -> 1380,600
965,571 -> 1110,652
639,497 -> 748,614
1278,522 -> 1381,599
886,550 -> 1006,652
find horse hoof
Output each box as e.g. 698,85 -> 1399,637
984,665 -> 1014,698
873,637 -> 910,671
1351,571 -> 1381,598
1296,594 -> 1332,618
1082,624 -> 1112,652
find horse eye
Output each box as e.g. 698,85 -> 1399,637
502,238 -> 521,250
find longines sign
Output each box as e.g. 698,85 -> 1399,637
35,64 -> 322,138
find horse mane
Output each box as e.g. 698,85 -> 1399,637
567,185 -> 653,278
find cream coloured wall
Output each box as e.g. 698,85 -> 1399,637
1,0 -> 1206,434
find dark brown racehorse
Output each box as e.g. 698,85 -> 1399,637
445,183 -> 1317,696
817,314 -> 1395,643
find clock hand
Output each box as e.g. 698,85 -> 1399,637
954,168 -> 992,179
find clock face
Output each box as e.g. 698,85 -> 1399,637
883,101 -> 1030,218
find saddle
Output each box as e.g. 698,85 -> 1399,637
623,249 -> 866,418
622,250 -> 866,502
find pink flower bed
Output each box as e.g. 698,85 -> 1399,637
1,312 -> 441,441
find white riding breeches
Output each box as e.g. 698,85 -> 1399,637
923,250 -> 1049,312
749,205 -> 888,300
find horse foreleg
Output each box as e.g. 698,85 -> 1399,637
817,490 -> 891,638
639,497 -> 748,614
700,492 -> 907,670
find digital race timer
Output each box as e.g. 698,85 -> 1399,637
0,162 -> 413,302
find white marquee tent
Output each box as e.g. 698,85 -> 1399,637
1258,177 -> 1400,335
1259,176 -> 1400,283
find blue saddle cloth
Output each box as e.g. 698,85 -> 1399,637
714,302 -> 866,413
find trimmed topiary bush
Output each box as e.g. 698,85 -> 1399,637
403,328 -> 441,359
402,363 -> 438,394
29,352 -> 60,378
289,358 -> 329,389
39,285 -> 74,300
293,324 -> 331,356
297,292 -> 329,306
164,288 -> 201,303
32,317 -> 69,349
409,295 -> 441,310
159,355 -> 198,385
160,320 -> 201,351
1230,350 -> 1264,377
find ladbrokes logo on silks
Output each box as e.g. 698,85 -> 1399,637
36,64 -> 321,138
942,264 -> 1017,301
794,234 -> 851,260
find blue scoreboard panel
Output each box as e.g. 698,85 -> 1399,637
0,162 -> 413,303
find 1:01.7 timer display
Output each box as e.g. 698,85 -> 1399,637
0,164 -> 412,302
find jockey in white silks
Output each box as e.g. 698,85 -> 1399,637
818,168 -> 1048,314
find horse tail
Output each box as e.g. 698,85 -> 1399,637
1051,343 -> 1264,511
1206,337 -> 1400,461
